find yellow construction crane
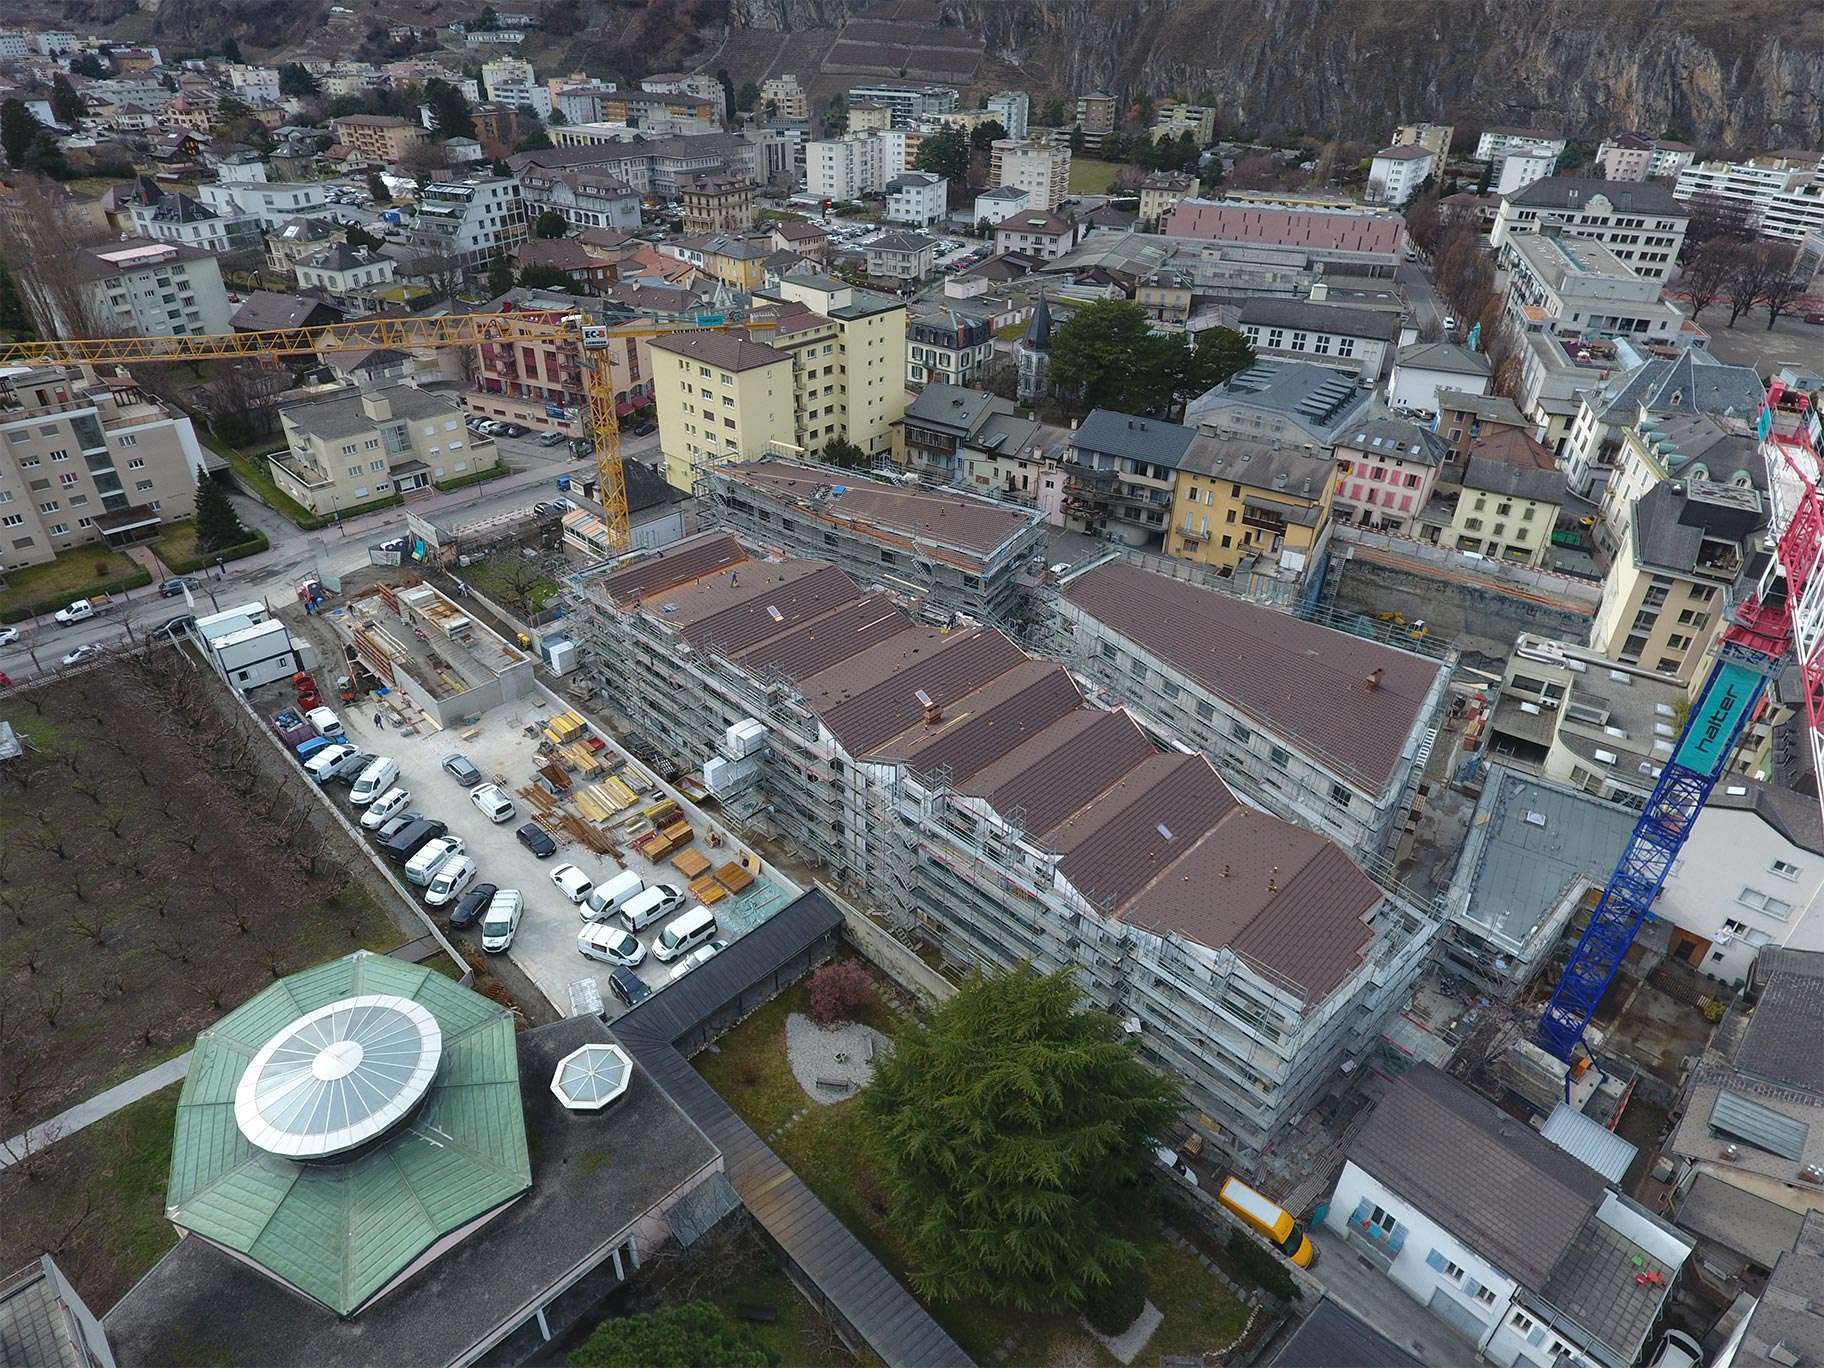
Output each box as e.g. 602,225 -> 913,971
0,309 -> 771,550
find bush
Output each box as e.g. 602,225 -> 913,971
1082,1263 -> 1148,1336
1226,1228 -> 1302,1302
161,532 -> 269,576
807,960 -> 875,1026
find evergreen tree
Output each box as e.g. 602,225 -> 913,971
736,82 -> 760,114
0,265 -> 35,339
1048,299 -> 1184,415
970,118 -> 1007,151
715,68 -> 736,121
50,75 -> 85,126
222,36 -> 244,63
1,100 -> 42,168
70,54 -> 107,79
486,251 -> 514,297
424,78 -> 475,141
515,129 -> 553,152
533,209 -> 568,238
863,965 -> 1180,1312
820,436 -> 867,469
1068,123 -> 1085,156
912,126 -> 969,184
345,223 -> 385,250
568,1301 -> 773,1368
518,263 -> 572,289
1039,97 -> 1066,127
1170,326 -> 1255,414
195,476 -> 250,551
366,168 -> 389,203
278,63 -> 320,98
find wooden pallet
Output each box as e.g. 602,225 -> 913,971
714,861 -> 755,894
516,784 -> 559,815
538,761 -> 572,792
672,848 -> 712,879
689,874 -> 727,905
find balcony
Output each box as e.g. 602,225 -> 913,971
1176,523 -> 1210,542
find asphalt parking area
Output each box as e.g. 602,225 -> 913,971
327,694 -> 796,1019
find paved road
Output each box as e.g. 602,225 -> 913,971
1397,260 -> 1451,336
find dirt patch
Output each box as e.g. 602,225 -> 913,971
1591,973 -> 1716,1084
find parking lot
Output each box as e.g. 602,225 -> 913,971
311,691 -> 797,1019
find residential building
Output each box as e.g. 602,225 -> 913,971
73,240 -> 232,339
1594,133 -> 1695,183
905,302 -> 995,388
331,113 -> 430,164
1703,1211 -> 1824,1368
1236,299 -> 1407,380
1187,359 -> 1374,450
1673,154 -> 1824,243
1440,765 -> 1636,998
131,191 -> 261,258
1655,782 -> 1824,986
990,139 -> 1071,211
759,75 -> 807,122
639,71 -> 726,123
987,90 -> 1029,141
864,232 -> 938,283
1328,1064 -> 1691,1368
697,231 -> 774,289
294,244 -> 398,309
518,165 -> 641,234
1058,560 -> 1451,854
993,211 -> 1079,261
1434,389 -> 1532,479
1073,90 -> 1117,151
528,132 -> 760,192
1332,414 -> 1449,533
679,173 -> 755,234
410,176 -> 527,269
847,101 -> 894,134
806,131 -> 888,201
960,410 -> 1051,505
1368,145 -> 1435,205
1137,268 -> 1194,324
901,382 -> 1017,483
1166,431 -> 1337,577
1562,349 -> 1767,498
875,127 -> 917,180
1058,409 -> 1200,546
195,178 -> 334,230
846,83 -> 958,127
0,364 -> 208,569
1490,178 -> 1689,282
972,185 -> 1031,226
266,216 -> 341,274
1513,331 -> 1653,458
1137,171 -> 1199,226
1444,456 -> 1562,565
1666,947 -> 1824,1214
885,173 -> 947,228
551,89 -> 718,135
569,532 -> 1441,1163
1162,200 -> 1408,276
480,54 -> 551,118
273,385 -> 497,515
1597,409 -> 1762,552
1150,101 -> 1215,146
706,460 -> 1044,619
1485,634 -> 1688,809
1475,128 -> 1567,192
1391,122 -> 1454,158
1501,231 -> 1682,346
465,293 -> 656,439
1388,341 -> 1492,416
231,292 -> 345,333
1593,477 -> 1765,680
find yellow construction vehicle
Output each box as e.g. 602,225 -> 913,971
0,309 -> 769,551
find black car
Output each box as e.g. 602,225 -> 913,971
500,423 -> 529,438
449,882 -> 499,930
516,822 -> 557,858
606,966 -> 651,1009
159,576 -> 201,598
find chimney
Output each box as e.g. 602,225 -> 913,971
1366,667 -> 1384,690
360,390 -> 394,422
923,702 -> 943,725
1267,866 -> 1279,894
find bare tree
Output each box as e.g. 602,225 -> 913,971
1758,245 -> 1808,329
202,361 -> 289,442
0,175 -> 110,338
1677,241 -> 1739,321
1680,190 -> 1756,260
1724,243 -> 1780,328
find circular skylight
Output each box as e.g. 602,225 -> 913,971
550,1043 -> 632,1111
234,995 -> 442,1159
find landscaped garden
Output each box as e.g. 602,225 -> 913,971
0,545 -> 150,621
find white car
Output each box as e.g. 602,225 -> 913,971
479,889 -> 524,953
59,643 -> 104,667
303,742 -> 357,782
0,626 -> 19,646
550,862 -> 595,905
425,855 -> 479,907
1154,1145 -> 1199,1187
577,921 -> 646,968
53,599 -> 96,625
668,938 -> 728,982
360,788 -> 412,829
470,783 -> 516,823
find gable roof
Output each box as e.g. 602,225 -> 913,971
1460,454 -> 1565,501
1395,340 -> 1492,376
647,329 -> 789,372
1708,779 -> 1824,856
1070,409 -> 1199,467
1506,176 -> 1688,217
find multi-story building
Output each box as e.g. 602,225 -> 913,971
1500,230 -> 1682,345
1161,200 -> 1408,276
705,459 -> 1044,619
885,173 -> 947,228
651,274 -> 907,490
1058,409 -> 1200,546
846,102 -> 894,134
1057,559 -> 1450,855
195,178 -> 334,230
266,216 -> 342,275
1387,341 -> 1492,416
993,210 -> 1079,261
806,132 -> 888,201
1443,456 -> 1562,565
759,75 -> 808,122
846,83 -> 958,127
1166,431 -> 1337,576
1368,146 -> 1435,205
273,385 -> 497,515
1432,389 -> 1532,481
1391,122 -> 1454,158
517,165 -> 641,234
568,531 -> 1441,1163
0,364 -> 207,569
1672,153 -> 1824,243
553,88 -> 719,135
1490,178 -> 1689,283
294,244 -> 398,310
1073,90 -> 1117,151
1474,127 -> 1566,193
410,176 -> 527,269
679,173 -> 755,234
1597,409 -> 1762,554
224,63 -> 282,102
1236,299 -> 1406,380
1592,477 -> 1765,681
987,90 -> 1029,141
1150,101 -> 1215,146
1331,414 -> 1449,533
130,192 -> 262,258
331,114 -> 430,165
639,71 -> 727,123
901,383 -> 1028,484
1511,331 -> 1651,459
972,185 -> 1031,226
464,292 -> 656,439
863,232 -> 938,284
73,239 -> 232,338
1328,1065 -> 1690,1368
989,139 -> 1071,212
512,134 -> 760,196
1187,359 -> 1374,451
1594,133 -> 1695,183
479,55 -> 552,118
1135,171 -> 1198,227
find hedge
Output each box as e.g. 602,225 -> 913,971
161,531 -> 270,575
1,569 -> 153,624
433,462 -> 512,493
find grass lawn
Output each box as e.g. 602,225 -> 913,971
458,551 -> 562,617
0,545 -> 143,616
695,979 -> 1250,1366
1069,158 -> 1125,194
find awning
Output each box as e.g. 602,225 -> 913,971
614,400 -> 636,417
93,505 -> 162,533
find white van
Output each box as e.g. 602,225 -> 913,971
405,835 -> 464,886
470,783 -> 516,823
307,706 -> 345,740
583,869 -> 645,923
479,889 -> 523,953
425,855 -> 478,907
620,882 -> 685,931
350,757 -> 400,806
652,905 -> 718,962
304,742 -> 357,782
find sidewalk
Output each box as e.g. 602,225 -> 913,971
0,1051 -> 192,1168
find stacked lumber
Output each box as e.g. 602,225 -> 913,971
543,710 -> 589,746
600,775 -> 639,810
714,862 -> 755,894
516,784 -> 558,815
689,874 -> 727,905
538,761 -> 572,792
560,741 -> 603,775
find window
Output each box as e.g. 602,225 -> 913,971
1512,1311 -> 1536,1335
118,434 -> 137,447
1099,643 -> 1117,662
1770,858 -> 1800,880
1195,700 -> 1215,722
126,458 -> 146,470
1,514 -> 22,528
1231,721 -> 1251,743
1330,782 -> 1352,807
1738,888 -> 1792,919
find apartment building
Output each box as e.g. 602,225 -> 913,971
993,211 -> 1079,261
1151,101 -> 1215,146
1388,341 -> 1492,416
195,178 -> 334,230
972,185 -> 1031,226
990,139 -> 1071,212
706,459 -> 1045,620
331,114 -> 430,164
1592,478 -> 1765,681
847,102 -> 893,134
1057,560 -> 1449,855
550,88 -> 719,135
1161,200 -> 1408,275
640,71 -> 728,122
1594,133 -> 1695,183
1490,178 -> 1689,283
987,90 -> 1029,141
517,166 -> 641,233
1561,349 -> 1766,498
73,240 -> 232,338
1166,432 -> 1337,577
130,192 -> 261,258
1056,410 -> 1199,546
512,134 -> 760,196
1132,171 -> 1196,227
1500,231 -> 1682,345
1187,360 -> 1374,450
465,292 -> 655,439
273,386 -> 497,515
1391,123 -> 1455,158
1597,408 -> 1762,552
806,132 -> 888,201
1444,457 -> 1563,566
1236,299 -> 1406,380
1368,146 -> 1435,205
1328,1065 -> 1689,1368
410,176 -> 527,269
1074,91 -> 1117,151
0,365 -> 207,570
865,232 -> 938,283
1673,153 -> 1824,243
1475,128 -> 1566,193
848,83 -> 958,127
567,531 -> 1440,1163
885,173 -> 947,228
759,75 -> 808,121
1332,414 -> 1449,533
1433,390 -> 1531,482
679,173 -> 755,234
1511,331 -> 1648,459
480,55 -> 551,118
294,244 -> 397,309
902,383 -> 1031,484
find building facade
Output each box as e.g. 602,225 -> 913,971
1445,457 -> 1563,565
1236,299 -> 1405,380
680,173 -> 755,234
806,132 -> 888,201
1332,415 -> 1448,533
1594,134 -> 1695,184
987,90 -> 1029,141
989,139 -> 1071,211
331,114 -> 429,164
1490,178 -> 1689,283
1672,154 -> 1824,243
412,176 -> 528,269
75,240 -> 232,338
273,386 -> 497,514
885,173 -> 947,228
518,167 -> 642,234
1368,146 -> 1435,205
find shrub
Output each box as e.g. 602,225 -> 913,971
1082,1263 -> 1147,1335
1226,1228 -> 1302,1302
807,960 -> 875,1026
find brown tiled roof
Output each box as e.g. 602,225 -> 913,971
732,591 -> 913,681
878,660 -> 1085,786
961,708 -> 1158,838
675,563 -> 859,653
1062,562 -> 1443,792
648,329 -> 789,372
1052,752 -> 1239,910
811,627 -> 1028,756
1467,427 -> 1557,471
594,531 -> 748,604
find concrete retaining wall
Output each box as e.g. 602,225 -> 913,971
820,885 -> 958,1007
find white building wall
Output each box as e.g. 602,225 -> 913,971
1656,803 -> 1824,985
1388,362 -> 1490,417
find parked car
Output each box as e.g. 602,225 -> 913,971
471,783 -> 517,822
59,643 -> 104,667
349,757 -> 400,805
578,922 -> 646,968
373,813 -> 420,845
303,742 -> 357,782
667,938 -> 727,981
442,753 -> 483,787
538,430 -> 567,446
0,626 -> 19,646
53,599 -> 97,625
604,965 -> 651,1009
499,422 -> 529,438
516,822 -> 558,858
1442,314 -> 1458,332
1153,1145 -> 1199,1187
405,835 -> 464,886
306,706 -> 345,740
479,889 -> 524,953
320,749 -> 375,785
1646,1331 -> 1702,1368
360,787 -> 412,829
550,862 -> 595,905
159,577 -> 201,598
449,881 -> 499,930
425,855 -> 479,907
380,817 -> 446,864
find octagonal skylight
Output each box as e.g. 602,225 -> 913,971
551,1042 -> 632,1111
